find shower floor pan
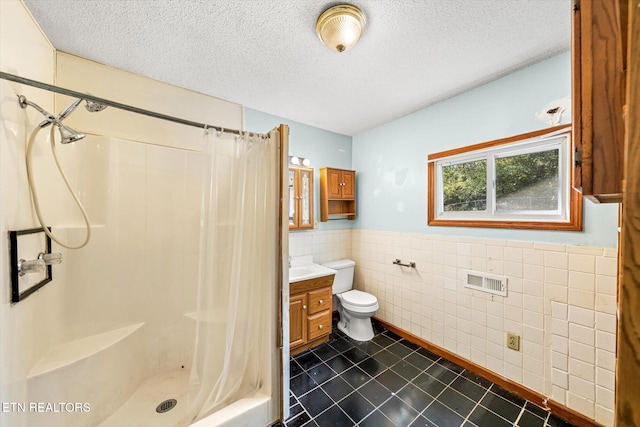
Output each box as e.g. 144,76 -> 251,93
100,369 -> 274,427
98,369 -> 189,427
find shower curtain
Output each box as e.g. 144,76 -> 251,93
186,129 -> 279,422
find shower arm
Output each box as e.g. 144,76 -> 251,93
18,95 -> 57,128
18,95 -> 87,130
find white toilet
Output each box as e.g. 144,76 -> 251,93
322,259 -> 379,341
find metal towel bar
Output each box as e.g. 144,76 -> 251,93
393,259 -> 416,268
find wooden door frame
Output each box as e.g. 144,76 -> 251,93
616,0 -> 639,425
276,124 -> 289,423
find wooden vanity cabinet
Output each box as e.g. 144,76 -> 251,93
289,293 -> 307,349
320,167 -> 356,221
572,0 -> 627,202
289,274 -> 334,356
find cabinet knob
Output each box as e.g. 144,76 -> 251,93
318,324 -> 323,329
303,305 -> 307,310
319,299 -> 323,304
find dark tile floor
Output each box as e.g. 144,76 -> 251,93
285,320 -> 576,427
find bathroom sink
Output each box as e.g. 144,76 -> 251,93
289,257 -> 336,283
289,266 -> 313,278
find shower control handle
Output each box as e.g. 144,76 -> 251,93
17,259 -> 45,276
39,252 -> 62,265
17,252 -> 63,276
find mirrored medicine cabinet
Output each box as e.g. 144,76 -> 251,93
289,166 -> 314,229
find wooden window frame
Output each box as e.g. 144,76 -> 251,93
427,124 -> 582,231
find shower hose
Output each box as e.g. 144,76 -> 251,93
25,125 -> 91,249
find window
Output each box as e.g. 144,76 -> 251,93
428,125 -> 582,230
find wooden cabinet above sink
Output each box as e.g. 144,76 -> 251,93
320,167 -> 356,221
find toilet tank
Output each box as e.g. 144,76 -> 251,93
322,259 -> 355,295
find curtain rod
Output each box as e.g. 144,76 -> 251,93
0,71 -> 252,136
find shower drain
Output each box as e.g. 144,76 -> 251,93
156,399 -> 177,413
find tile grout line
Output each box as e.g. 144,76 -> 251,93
297,368 -> 358,427
472,384 -> 527,427
351,338 -> 429,424
293,331 -> 398,426
350,334 -> 435,424
339,332 -> 422,424
460,387 -> 491,426
513,405 -> 526,427
415,367 -> 466,424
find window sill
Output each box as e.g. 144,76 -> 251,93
427,188 -> 583,231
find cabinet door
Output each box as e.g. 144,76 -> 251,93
289,167 -> 314,230
341,170 -> 356,199
289,293 -> 307,348
573,0 -> 626,201
288,169 -> 298,228
299,168 -> 313,228
327,169 -> 343,198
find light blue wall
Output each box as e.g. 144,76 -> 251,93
246,52 -> 618,247
352,51 -> 619,248
245,108 -> 353,231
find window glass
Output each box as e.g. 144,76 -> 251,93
442,159 -> 487,212
495,149 -> 559,212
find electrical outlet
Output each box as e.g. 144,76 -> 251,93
507,332 -> 520,351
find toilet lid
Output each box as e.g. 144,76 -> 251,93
341,290 -> 377,307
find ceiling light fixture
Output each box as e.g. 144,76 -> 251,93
316,4 -> 366,53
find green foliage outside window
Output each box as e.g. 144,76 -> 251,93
442,149 -> 559,212
442,159 -> 487,211
496,150 -> 559,211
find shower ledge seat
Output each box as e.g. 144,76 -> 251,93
27,323 -> 146,427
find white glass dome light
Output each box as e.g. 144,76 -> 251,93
316,4 -> 367,53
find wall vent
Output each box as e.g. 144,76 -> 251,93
464,270 -> 507,296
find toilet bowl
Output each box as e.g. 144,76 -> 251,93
322,259 -> 379,341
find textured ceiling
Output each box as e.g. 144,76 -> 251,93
22,0 -> 571,136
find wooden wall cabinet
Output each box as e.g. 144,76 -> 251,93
572,0 -> 627,202
289,166 -> 314,229
289,274 -> 334,356
319,167 -> 356,221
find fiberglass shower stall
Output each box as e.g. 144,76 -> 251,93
0,38 -> 286,427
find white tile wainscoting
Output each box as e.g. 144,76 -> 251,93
350,230 -> 617,427
289,230 -> 353,265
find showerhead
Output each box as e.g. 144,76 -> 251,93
18,94 -> 94,144
85,99 -> 108,113
57,123 -> 85,144
57,98 -> 83,121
